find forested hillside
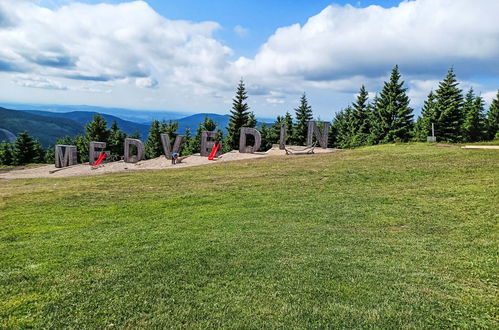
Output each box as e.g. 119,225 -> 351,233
0,107 -> 83,147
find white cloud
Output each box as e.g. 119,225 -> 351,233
0,0 -> 498,117
235,0 -> 499,83
482,90 -> 498,106
234,25 -> 249,37
135,77 -> 158,89
13,74 -> 67,90
0,0 -> 232,93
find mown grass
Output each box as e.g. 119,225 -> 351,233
0,143 -> 497,328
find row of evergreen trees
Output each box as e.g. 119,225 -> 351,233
1,67 -> 498,166
0,132 -> 46,166
331,66 -> 498,148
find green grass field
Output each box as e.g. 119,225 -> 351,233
1,144 -> 497,328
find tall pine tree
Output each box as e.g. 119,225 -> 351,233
462,88 -> 486,142
32,140 -> 45,163
13,132 -> 37,165
350,85 -> 371,146
413,91 -> 437,141
182,127 -> 194,155
331,107 -> 355,149
284,111 -> 293,140
145,120 -> 163,159
85,114 -> 110,143
75,135 -> 88,163
433,68 -> 463,142
108,120 -> 126,157
271,116 -> 284,146
371,65 -> 413,143
259,123 -> 273,151
292,93 -> 313,145
226,79 -> 250,150
0,142 -> 13,165
486,90 -> 499,140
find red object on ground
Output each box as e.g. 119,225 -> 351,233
208,143 -> 219,160
92,152 -> 107,166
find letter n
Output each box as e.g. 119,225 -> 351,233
307,121 -> 330,148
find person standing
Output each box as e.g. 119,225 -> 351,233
171,152 -> 179,165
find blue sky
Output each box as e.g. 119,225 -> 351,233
1,0 -> 498,118
144,0 -> 403,58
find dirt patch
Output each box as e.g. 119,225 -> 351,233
461,145 -> 499,149
436,143 -> 461,148
0,147 -> 339,180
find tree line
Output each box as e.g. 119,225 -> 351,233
1,66 -> 498,166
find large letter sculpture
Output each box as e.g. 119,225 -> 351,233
239,127 -> 261,153
161,134 -> 184,159
89,141 -> 106,165
279,123 -> 286,150
307,121 -> 330,149
200,131 -> 220,157
124,138 -> 145,163
55,145 -> 77,168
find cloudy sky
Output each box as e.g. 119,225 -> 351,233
0,0 -> 498,119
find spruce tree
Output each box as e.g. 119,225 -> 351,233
75,135 -> 88,163
292,93 -> 313,145
487,90 -> 499,140
331,107 -> 355,149
371,65 -> 413,143
246,113 -> 257,127
413,91 -> 437,141
45,146 -> 55,164
462,88 -> 486,142
227,79 -> 250,150
160,120 -> 179,140
350,85 -> 371,146
259,123 -> 272,151
130,131 -> 141,139
32,140 -> 45,163
0,142 -> 13,165
182,127 -> 194,155
108,120 -> 126,158
85,114 -> 110,143
145,120 -> 163,159
271,116 -> 284,145
284,111 -> 293,139
13,132 -> 37,165
433,68 -> 463,142
366,95 -> 379,145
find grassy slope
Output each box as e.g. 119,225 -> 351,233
0,144 -> 497,328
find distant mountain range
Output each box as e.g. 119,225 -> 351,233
0,107 -> 84,147
24,110 -> 151,140
0,103 -> 190,124
0,107 -> 243,147
177,113 -> 230,134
